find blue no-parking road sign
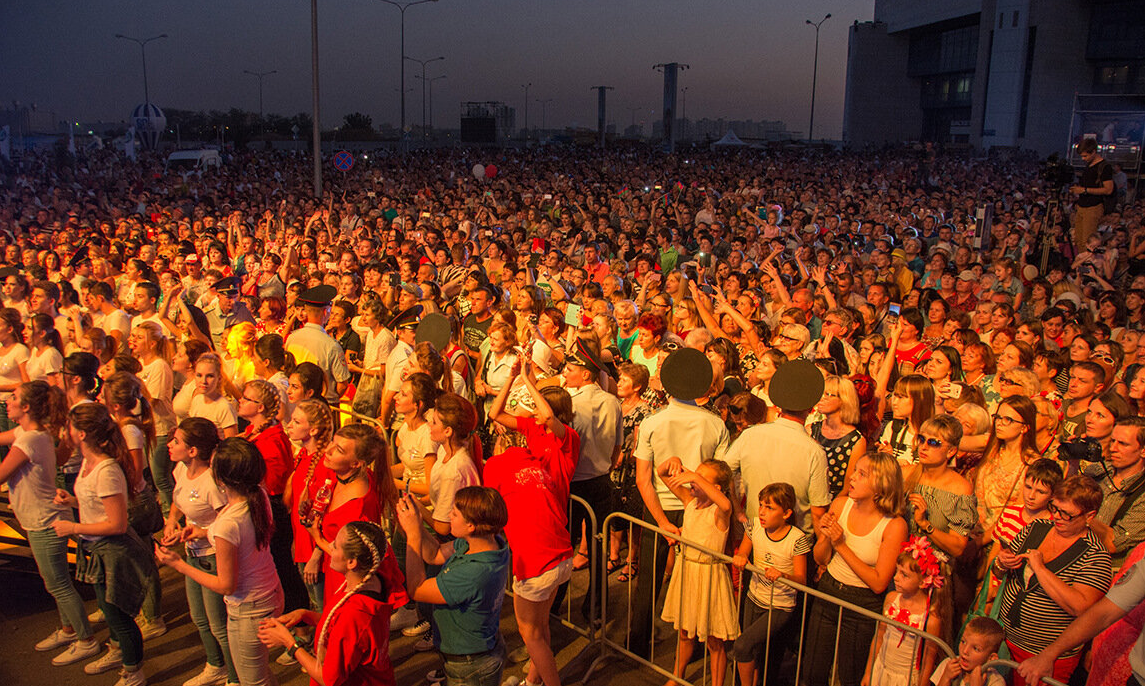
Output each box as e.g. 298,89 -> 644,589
332,150 -> 354,171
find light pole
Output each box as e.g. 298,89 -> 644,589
805,13 -> 831,142
405,55 -> 443,143
243,69 -> 277,120
535,98 -> 552,135
416,74 -> 446,134
521,83 -> 531,140
377,0 -> 438,145
310,0 -> 321,197
681,86 -> 689,140
115,33 -> 168,104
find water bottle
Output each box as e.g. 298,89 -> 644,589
301,478 -> 335,527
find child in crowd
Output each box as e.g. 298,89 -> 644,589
658,458 -> 738,686
932,617 -> 1005,686
864,537 -> 945,686
732,483 -> 810,686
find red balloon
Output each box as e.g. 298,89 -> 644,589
484,164 -> 498,178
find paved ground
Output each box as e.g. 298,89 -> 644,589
0,546 -> 694,686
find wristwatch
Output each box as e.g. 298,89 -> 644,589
920,522 -> 934,535
287,640 -> 305,659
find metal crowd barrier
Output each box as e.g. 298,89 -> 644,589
982,659 -> 1069,686
582,512 -> 959,686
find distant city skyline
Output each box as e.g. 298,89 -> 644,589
3,0 -> 875,139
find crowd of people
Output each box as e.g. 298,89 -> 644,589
0,137 -> 1144,686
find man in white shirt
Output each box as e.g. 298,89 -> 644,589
379,305 -> 420,425
86,281 -> 131,351
285,285 -> 351,408
631,348 -> 730,657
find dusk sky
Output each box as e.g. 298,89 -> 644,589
4,0 -> 876,138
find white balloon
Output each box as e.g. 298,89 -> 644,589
472,163 -> 486,179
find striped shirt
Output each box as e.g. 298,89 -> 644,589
997,520 -> 1112,655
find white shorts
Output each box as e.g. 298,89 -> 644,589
512,557 -> 573,602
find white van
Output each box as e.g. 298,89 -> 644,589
165,149 -> 221,173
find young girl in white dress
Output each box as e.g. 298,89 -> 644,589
658,458 -> 739,686
863,536 -> 946,686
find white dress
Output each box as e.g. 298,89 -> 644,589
870,593 -> 929,686
660,500 -> 740,641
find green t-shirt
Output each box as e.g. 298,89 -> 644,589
432,537 -> 510,655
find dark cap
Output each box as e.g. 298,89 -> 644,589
67,245 -> 91,269
660,348 -> 713,400
212,276 -> 240,296
389,304 -> 423,330
298,284 -> 337,307
416,312 -> 451,350
567,337 -> 607,377
768,359 -> 825,412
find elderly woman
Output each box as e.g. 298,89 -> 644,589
993,475 -> 1112,686
629,312 -> 669,388
608,362 -> 654,583
771,322 -> 809,361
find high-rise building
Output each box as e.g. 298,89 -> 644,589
843,0 -> 1145,154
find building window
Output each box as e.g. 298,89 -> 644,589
1012,10 -> 1019,28
1099,65 -> 1131,85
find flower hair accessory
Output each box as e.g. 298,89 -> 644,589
901,535 -> 947,590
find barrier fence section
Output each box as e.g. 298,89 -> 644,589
584,512 -> 959,686
982,659 -> 1069,686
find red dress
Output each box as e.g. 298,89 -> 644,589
314,590 -> 395,686
319,478 -> 381,609
290,447 -> 333,564
483,416 -> 580,580
245,423 -> 293,497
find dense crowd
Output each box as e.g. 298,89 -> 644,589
1,138 -> 1144,686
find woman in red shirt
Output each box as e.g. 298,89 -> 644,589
284,399 -> 334,612
305,424 -> 400,609
258,520 -> 396,686
241,379 -> 310,613
484,359 -> 580,686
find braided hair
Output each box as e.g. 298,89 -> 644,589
295,399 -> 334,516
315,521 -> 387,661
243,379 -> 281,424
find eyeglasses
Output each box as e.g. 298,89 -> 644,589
241,396 -> 262,404
822,391 -> 840,398
992,414 -> 1025,427
999,376 -> 1020,386
1049,503 -> 1085,521
919,436 -> 945,448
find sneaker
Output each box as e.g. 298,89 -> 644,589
182,663 -> 227,686
402,619 -> 431,637
426,669 -> 446,683
275,650 -> 298,666
88,608 -> 105,624
84,644 -> 123,675
502,678 -> 522,686
138,617 -> 167,640
52,638 -> 101,666
113,667 -> 147,686
390,605 -> 418,633
414,636 -> 435,652
35,628 -> 77,652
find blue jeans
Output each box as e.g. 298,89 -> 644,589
95,582 -> 143,668
442,640 -> 506,686
27,527 -> 92,639
226,589 -> 283,686
150,433 -> 173,513
296,562 -> 324,613
186,554 -> 237,683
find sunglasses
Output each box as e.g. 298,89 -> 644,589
919,436 -> 945,448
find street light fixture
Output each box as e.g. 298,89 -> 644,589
243,69 -> 277,120
115,33 -> 168,104
535,98 -> 553,135
805,13 -> 831,142
415,74 -> 446,135
405,55 -> 444,143
376,0 -> 438,145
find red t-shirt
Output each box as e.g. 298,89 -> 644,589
290,447 -> 333,563
315,590 -> 395,686
246,423 -> 293,497
483,416 -> 580,580
320,481 -> 381,609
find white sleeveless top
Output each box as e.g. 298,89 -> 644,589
826,498 -> 892,588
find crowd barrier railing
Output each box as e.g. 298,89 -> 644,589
982,659 -> 1069,686
585,512 -> 958,686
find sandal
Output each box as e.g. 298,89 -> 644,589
607,558 -> 625,574
617,562 -> 637,582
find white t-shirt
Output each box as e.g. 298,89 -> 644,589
208,499 -> 282,605
189,395 -> 237,431
428,446 -> 480,524
745,522 -> 812,610
74,458 -> 128,541
24,346 -> 63,382
121,423 -> 150,492
0,343 -> 30,398
396,421 -> 439,487
139,357 -> 175,434
929,658 -> 1004,686
172,461 -> 227,555
94,309 -> 131,344
8,426 -> 70,530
